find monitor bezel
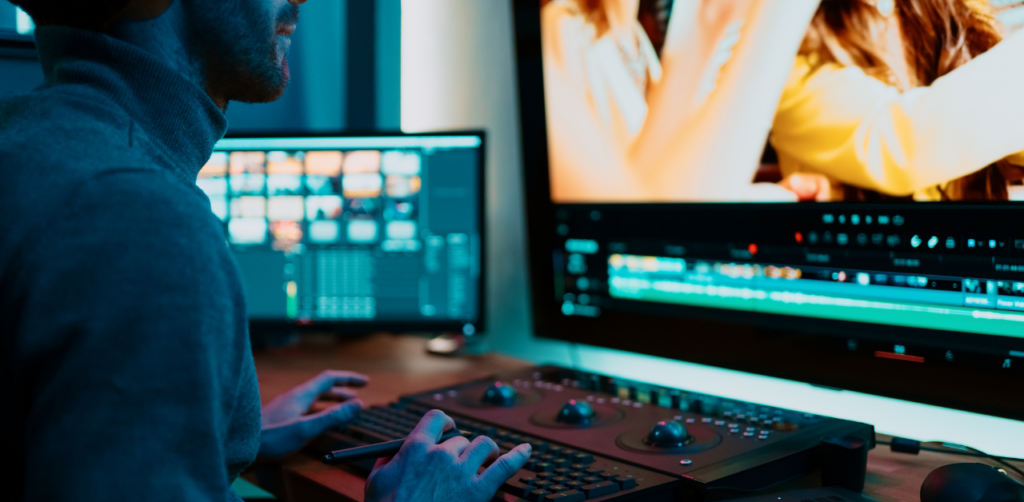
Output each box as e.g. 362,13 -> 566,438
218,130 -> 487,336
511,0 -> 1023,420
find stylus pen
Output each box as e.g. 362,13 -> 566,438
322,429 -> 471,465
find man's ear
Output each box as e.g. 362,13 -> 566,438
117,0 -> 174,22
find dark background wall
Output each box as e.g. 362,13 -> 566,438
0,0 -> 400,134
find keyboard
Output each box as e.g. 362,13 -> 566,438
314,401 -> 679,501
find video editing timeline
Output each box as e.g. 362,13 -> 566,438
553,206 -> 1024,368
199,136 -> 482,328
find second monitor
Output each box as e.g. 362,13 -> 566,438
198,132 -> 485,335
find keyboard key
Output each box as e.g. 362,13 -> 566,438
525,460 -> 538,471
547,484 -> 568,493
519,477 -> 536,486
531,441 -> 551,452
533,480 -> 552,490
534,462 -> 554,472
581,481 -> 620,498
528,489 -> 550,502
550,477 -> 567,485
610,475 -> 638,490
552,458 -> 569,468
581,476 -> 601,484
501,481 -> 529,498
565,480 -> 583,489
572,452 -> 595,464
554,468 -> 571,476
542,490 -> 585,502
585,467 -> 604,476
566,471 -> 585,480
535,473 -> 554,480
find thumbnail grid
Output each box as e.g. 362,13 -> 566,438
197,150 -> 423,252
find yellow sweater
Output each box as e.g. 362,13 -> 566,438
770,31 -> 1024,200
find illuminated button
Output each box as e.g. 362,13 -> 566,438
743,432 -> 754,437
701,417 -> 712,423
714,420 -> 725,426
685,418 -> 695,424
680,459 -> 693,465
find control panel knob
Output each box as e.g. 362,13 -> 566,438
646,420 -> 689,447
481,381 -> 518,407
556,399 -> 596,425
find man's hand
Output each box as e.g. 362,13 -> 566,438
259,370 -> 368,459
365,410 -> 532,502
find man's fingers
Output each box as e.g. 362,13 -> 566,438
460,435 -> 500,468
298,399 -> 364,440
308,370 -> 370,395
478,444 -> 532,491
287,370 -> 370,410
323,387 -> 359,401
405,409 -> 455,447
372,454 -> 395,471
440,435 -> 472,458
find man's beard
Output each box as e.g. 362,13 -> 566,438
188,0 -> 299,104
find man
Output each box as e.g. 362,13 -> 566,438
0,0 -> 531,500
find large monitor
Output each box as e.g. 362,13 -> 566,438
200,132 -> 485,335
514,0 -> 1024,420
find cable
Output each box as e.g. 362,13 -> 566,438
880,439 -> 1024,481
949,443 -> 1024,481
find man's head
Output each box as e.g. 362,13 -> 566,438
13,0 -> 306,106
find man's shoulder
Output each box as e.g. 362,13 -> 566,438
0,89 -> 220,272
0,85 -> 150,172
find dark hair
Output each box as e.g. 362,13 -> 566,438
10,0 -> 132,30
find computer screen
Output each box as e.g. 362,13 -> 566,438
200,132 -> 484,334
514,0 -> 1024,420
0,1 -> 33,37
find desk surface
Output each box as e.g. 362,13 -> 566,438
252,333 -> 1021,502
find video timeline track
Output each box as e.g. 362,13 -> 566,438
310,366 -> 874,501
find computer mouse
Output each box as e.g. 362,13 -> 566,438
921,463 -> 1024,502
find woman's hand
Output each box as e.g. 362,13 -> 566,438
258,370 -> 368,459
778,173 -> 833,202
365,410 -> 532,502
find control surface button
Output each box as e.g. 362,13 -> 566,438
680,459 -> 693,465
547,484 -> 568,493
645,420 -> 690,447
556,399 -> 596,425
481,381 -> 519,406
581,481 -> 621,498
